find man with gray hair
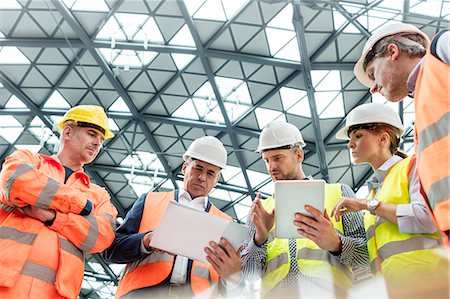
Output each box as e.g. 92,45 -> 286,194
353,21 -> 450,240
104,136 -> 243,298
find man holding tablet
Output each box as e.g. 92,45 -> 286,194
103,136 -> 244,298
241,121 -> 368,298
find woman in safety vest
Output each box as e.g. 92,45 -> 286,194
331,102 -> 449,298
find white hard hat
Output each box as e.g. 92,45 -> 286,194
354,21 -> 430,87
336,103 -> 404,140
183,136 -> 227,169
257,121 -> 306,152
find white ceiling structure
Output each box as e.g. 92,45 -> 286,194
0,0 -> 448,297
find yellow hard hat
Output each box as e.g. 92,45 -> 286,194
58,105 -> 114,140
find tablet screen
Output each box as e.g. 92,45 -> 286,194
274,179 -> 325,239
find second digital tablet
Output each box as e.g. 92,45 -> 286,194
274,179 -> 325,239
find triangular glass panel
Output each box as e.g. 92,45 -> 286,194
0,127 -> 23,143
185,0 -> 207,16
169,25 -> 195,47
222,0 -> 246,19
109,97 -> 131,113
194,0 -> 226,21
44,91 -> 71,109
72,0 -> 109,12
0,47 -> 30,64
171,53 -> 195,70
265,28 -> 296,56
267,4 -> 294,30
255,108 -> 285,128
0,0 -> 21,9
5,95 -> 28,109
172,98 -> 199,120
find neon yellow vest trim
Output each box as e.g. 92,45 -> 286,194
261,183 -> 352,295
363,156 -> 448,288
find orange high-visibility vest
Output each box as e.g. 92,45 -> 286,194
414,29 -> 450,236
0,150 -> 117,299
115,191 -> 231,299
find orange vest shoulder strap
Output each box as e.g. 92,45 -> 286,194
138,191 -> 176,233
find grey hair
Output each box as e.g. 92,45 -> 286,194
363,33 -> 428,71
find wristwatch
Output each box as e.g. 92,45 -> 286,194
367,199 -> 380,215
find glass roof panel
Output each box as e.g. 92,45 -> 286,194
185,0 -> 207,16
44,91 -> 71,109
285,98 -> 310,118
5,95 -> 28,109
28,126 -> 54,147
221,165 -> 242,182
109,97 -> 131,113
222,0 -> 247,19
169,25 -> 196,48
280,87 -> 307,110
315,91 -> 345,119
255,108 -> 286,129
410,0 -> 447,18
193,0 -> 227,21
267,4 -> 293,30
312,70 -> 341,91
0,47 -> 30,64
171,53 -> 196,70
273,38 -> 300,62
246,169 -> 270,188
135,17 -> 165,44
265,28 -> 296,56
96,17 -> 125,40
114,13 -> 149,40
108,118 -> 120,132
0,116 -> 23,143
0,0 -> 21,9
172,98 -> 200,120
71,0 -> 109,12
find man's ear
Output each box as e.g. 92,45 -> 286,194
181,161 -> 188,175
387,43 -> 400,61
61,126 -> 73,140
295,148 -> 304,163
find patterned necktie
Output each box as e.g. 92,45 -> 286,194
288,238 -> 299,271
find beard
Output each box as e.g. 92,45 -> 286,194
382,65 -> 410,102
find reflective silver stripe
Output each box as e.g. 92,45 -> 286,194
79,215 -> 98,252
193,265 -> 209,279
0,202 -> 14,212
101,213 -> 116,232
0,227 -> 36,244
60,238 -> 84,261
366,225 -> 375,240
297,247 -> 351,275
377,236 -> 441,262
125,252 -> 173,275
263,252 -> 288,277
21,261 -> 56,284
427,176 -> 450,208
370,258 -> 381,273
417,111 -> 450,157
34,177 -> 59,209
375,217 -> 390,226
5,164 -> 35,202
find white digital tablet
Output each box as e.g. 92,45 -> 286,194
150,201 -> 248,264
274,179 -> 325,239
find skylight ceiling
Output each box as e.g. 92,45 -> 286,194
0,0 -> 448,297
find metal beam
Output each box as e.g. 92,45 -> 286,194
52,0 -> 178,188
178,0 -> 255,199
292,4 -> 329,181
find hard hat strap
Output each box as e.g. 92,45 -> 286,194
348,123 -> 380,137
75,121 -> 106,135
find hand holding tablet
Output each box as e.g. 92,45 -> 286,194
274,180 -> 325,238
